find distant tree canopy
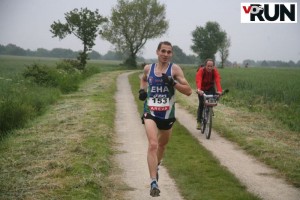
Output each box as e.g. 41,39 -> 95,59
50,8 -> 107,70
171,45 -> 197,64
0,43 -> 26,56
219,35 -> 231,68
191,21 -> 227,63
1,44 -> 299,67
101,0 -> 168,68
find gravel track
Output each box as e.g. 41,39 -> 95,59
115,72 -> 300,200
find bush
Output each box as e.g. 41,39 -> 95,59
57,71 -> 81,93
1,59 -> 100,136
57,59 -> 82,72
0,79 -> 61,136
0,100 -> 34,134
82,66 -> 100,78
23,61 -> 84,93
23,63 -> 60,87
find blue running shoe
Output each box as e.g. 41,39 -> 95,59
150,181 -> 160,197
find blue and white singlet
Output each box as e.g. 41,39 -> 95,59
143,63 -> 176,119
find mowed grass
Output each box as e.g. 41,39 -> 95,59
128,72 -> 260,200
0,71 -> 125,199
0,56 -> 126,199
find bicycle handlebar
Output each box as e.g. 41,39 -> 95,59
202,89 -> 229,98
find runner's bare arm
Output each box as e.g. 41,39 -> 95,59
140,64 -> 150,90
172,64 -> 192,96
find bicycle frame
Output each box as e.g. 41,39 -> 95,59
201,94 -> 219,139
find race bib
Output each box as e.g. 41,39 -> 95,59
148,97 -> 170,111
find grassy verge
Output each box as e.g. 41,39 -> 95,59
175,80 -> 300,187
0,56 -> 123,136
128,71 -> 260,200
0,71 -> 124,199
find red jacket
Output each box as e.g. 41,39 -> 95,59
195,67 -> 222,93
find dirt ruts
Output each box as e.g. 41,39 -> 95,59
114,72 -> 300,200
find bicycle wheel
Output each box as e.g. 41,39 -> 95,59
204,107 -> 213,139
201,107 -> 207,134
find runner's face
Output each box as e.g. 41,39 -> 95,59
157,44 -> 172,64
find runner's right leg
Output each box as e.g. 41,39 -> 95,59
144,118 -> 160,195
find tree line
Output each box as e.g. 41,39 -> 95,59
0,43 -> 198,64
242,59 -> 300,68
0,43 -> 122,61
1,43 -> 299,67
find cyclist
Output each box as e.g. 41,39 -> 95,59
139,41 -> 192,197
195,58 -> 222,129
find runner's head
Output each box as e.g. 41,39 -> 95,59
156,41 -> 173,64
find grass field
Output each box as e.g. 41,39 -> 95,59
0,56 -> 124,135
0,56 -> 299,199
183,66 -> 300,132
0,71 -> 123,199
178,66 -> 300,187
129,64 -> 300,186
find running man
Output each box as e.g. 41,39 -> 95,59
139,41 -> 192,197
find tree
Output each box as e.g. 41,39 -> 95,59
171,45 -> 196,64
191,21 -> 226,63
102,0 -> 168,68
50,8 -> 107,70
219,35 -> 231,68
102,50 -> 123,60
172,45 -> 187,64
88,50 -> 102,60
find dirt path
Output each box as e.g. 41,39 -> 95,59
115,72 -> 300,200
176,105 -> 300,200
115,72 -> 184,199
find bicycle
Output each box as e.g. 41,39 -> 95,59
199,89 -> 228,139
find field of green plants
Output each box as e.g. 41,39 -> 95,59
2,56 -> 299,135
1,56 -> 299,198
0,56 -> 123,136
183,66 -> 300,132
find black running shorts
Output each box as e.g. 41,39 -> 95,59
142,113 -> 176,130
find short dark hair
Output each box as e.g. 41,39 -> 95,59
157,41 -> 172,50
204,58 -> 215,66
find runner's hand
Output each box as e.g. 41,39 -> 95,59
162,73 -> 176,86
139,89 -> 147,101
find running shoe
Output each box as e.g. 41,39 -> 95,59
150,181 -> 160,197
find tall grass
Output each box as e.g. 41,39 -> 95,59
183,67 -> 300,132
0,75 -> 61,134
0,71 -> 123,199
0,56 -> 123,136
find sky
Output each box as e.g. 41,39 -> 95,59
0,0 -> 299,63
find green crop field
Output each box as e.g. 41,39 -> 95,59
183,66 -> 300,132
